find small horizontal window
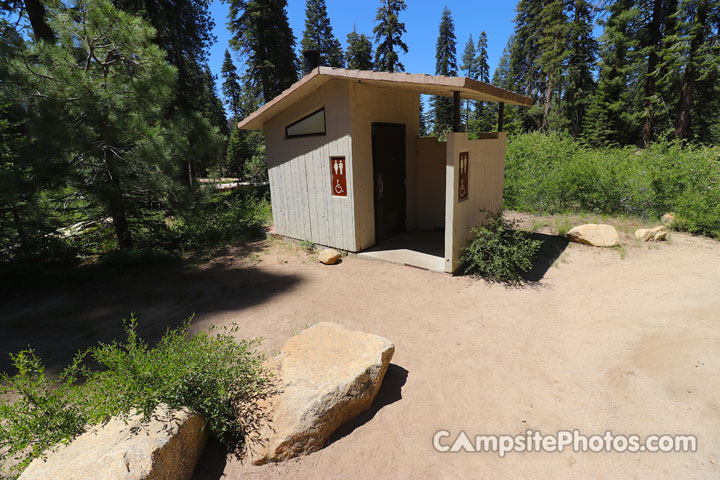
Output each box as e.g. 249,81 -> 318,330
285,108 -> 326,138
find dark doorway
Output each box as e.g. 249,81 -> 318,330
372,123 -> 406,244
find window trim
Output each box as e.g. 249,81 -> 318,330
284,107 -> 326,139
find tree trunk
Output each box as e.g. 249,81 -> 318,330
23,0 -> 55,42
642,0 -> 663,147
255,15 -> 271,103
675,0 -> 708,140
110,208 -> 133,250
187,158 -> 194,189
103,153 -> 133,250
543,73 -> 553,132
9,201 -> 28,253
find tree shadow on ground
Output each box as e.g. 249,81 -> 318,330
521,232 -> 570,283
0,242 -> 301,374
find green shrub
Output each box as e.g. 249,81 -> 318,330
171,188 -> 271,252
97,247 -> 178,269
504,132 -> 720,239
461,213 -> 542,283
244,152 -> 269,185
0,318 -> 267,478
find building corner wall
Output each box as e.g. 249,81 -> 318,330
445,132 -> 507,273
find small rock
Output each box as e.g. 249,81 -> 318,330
19,404 -> 207,480
245,322 -> 394,465
566,224 -> 620,247
635,226 -> 668,242
318,248 -> 340,265
661,212 -> 676,227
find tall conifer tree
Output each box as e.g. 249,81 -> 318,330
221,50 -> 241,120
460,34 -> 477,128
226,0 -> 298,103
560,0 -> 597,137
584,0 -> 642,145
432,7 -> 457,134
373,0 -> 408,72
346,28 -> 374,70
475,32 -> 493,132
300,0 -> 344,68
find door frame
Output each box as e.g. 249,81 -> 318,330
371,122 -> 407,244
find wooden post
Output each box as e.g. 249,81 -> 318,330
453,91 -> 461,132
498,102 -> 505,132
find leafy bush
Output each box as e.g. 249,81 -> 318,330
461,213 -> 542,283
171,188 -> 271,252
504,132 -> 720,239
0,318 -> 267,478
244,152 -> 269,185
97,247 -> 178,269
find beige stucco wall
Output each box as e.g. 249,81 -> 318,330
415,137 -> 447,230
263,79 -> 356,251
444,132 -> 507,273
349,82 -> 420,251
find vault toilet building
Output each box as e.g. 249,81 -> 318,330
238,66 -> 532,273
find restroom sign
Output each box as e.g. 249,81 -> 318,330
458,151 -> 469,202
330,156 -> 347,197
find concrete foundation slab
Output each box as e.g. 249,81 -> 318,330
356,231 -> 445,273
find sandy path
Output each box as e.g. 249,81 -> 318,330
2,225 -> 719,479
187,232 -> 720,480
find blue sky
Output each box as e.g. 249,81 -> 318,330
207,0 -> 521,90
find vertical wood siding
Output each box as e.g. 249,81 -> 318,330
264,80 -> 356,251
445,132 -> 507,272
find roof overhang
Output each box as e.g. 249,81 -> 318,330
238,67 -> 533,130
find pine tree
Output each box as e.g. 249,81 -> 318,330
537,0 -> 569,131
493,36 -> 522,133
492,38 -> 513,89
684,1 -> 720,143
226,0 -> 298,103
346,28 -> 374,70
112,0 -> 216,107
509,0 -> 544,97
373,0 -> 408,72
509,0 -> 546,130
584,0 -> 642,145
112,0 -> 225,187
474,32 -> 493,132
221,50 -> 242,120
639,0 -> 680,145
12,0 -> 180,248
419,99 -> 428,136
461,34 -> 477,79
300,0 -> 344,68
671,0 -> 720,141
201,65 -> 229,175
460,34 -> 476,128
560,0 -> 597,137
475,32 -> 490,83
432,7 -> 457,134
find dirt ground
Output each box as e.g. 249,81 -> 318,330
2,215 -> 719,479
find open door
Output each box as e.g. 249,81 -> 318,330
372,123 -> 406,244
